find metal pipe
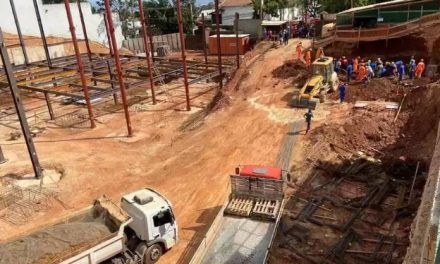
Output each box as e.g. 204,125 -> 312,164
146,11 -> 155,61
176,0 -> 191,111
138,0 -> 157,105
235,12 -> 240,68
32,0 -> 51,67
104,0 -> 133,136
103,13 -> 114,56
0,28 -> 43,179
9,0 -> 29,65
44,92 -> 55,120
214,0 -> 223,90
0,145 -> 7,164
63,0 -> 96,128
202,13 -> 208,67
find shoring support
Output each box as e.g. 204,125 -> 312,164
44,92 -> 55,120
0,28 -> 43,179
0,145 -> 6,164
235,12 -> 240,68
176,0 -> 191,111
104,0 -> 133,136
201,13 -> 208,67
146,11 -> 155,61
63,0 -> 96,128
103,13 -> 114,56
9,0 -> 29,65
214,0 -> 223,90
32,0 -> 52,67
137,0 -> 157,104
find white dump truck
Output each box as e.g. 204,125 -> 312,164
0,188 -> 178,264
190,165 -> 285,264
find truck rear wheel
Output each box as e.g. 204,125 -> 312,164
136,243 -> 163,264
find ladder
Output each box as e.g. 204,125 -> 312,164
151,62 -> 173,102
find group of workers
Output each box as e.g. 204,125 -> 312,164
296,42 -> 325,68
334,56 -> 426,84
264,28 -> 291,43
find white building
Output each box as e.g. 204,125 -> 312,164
0,0 -> 123,48
219,0 -> 298,26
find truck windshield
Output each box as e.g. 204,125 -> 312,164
153,209 -> 173,227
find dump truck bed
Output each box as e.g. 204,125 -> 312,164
0,197 -> 130,264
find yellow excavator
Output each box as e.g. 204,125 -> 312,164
291,56 -> 339,109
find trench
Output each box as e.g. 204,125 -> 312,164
268,63 -> 440,263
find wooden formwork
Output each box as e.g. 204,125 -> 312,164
224,197 -> 253,217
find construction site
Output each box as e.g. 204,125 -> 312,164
1,0 -> 440,263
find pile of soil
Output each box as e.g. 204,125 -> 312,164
0,222 -> 112,264
272,60 -> 309,84
331,78 -> 402,103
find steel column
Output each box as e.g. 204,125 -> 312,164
202,13 -> 208,67
104,0 -> 133,136
32,0 -> 51,67
0,145 -> 6,164
77,0 -> 92,61
103,13 -> 114,56
146,11 -> 155,61
44,92 -> 55,120
9,0 -> 29,65
214,0 -> 223,90
235,12 -> 240,68
176,0 -> 191,111
138,0 -> 157,104
63,0 -> 96,128
106,60 -> 118,105
0,28 -> 43,178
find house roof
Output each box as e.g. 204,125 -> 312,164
219,0 -> 252,8
338,0 -> 426,15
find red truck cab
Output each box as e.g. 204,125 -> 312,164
237,165 -> 282,180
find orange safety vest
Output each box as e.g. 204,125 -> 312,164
296,45 -> 302,59
357,65 -> 366,80
415,62 -> 425,74
353,58 -> 359,72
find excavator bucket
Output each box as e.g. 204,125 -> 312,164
290,95 -> 318,109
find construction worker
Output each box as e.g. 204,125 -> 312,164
339,82 -> 347,103
306,49 -> 312,68
335,58 -> 342,74
315,47 -> 324,60
304,108 -> 314,134
366,63 -> 374,84
347,63 -> 353,82
341,56 -> 348,70
415,59 -> 425,78
358,63 -> 367,82
296,42 -> 303,61
398,62 -> 405,82
375,58 -> 383,77
409,57 -> 416,80
353,56 -> 359,73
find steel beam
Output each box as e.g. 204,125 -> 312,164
138,0 -> 156,104
0,145 -> 6,164
77,0 -> 96,85
63,0 -> 96,128
0,28 -> 43,179
176,0 -> 191,111
9,0 -> 29,65
104,0 -> 133,136
44,92 -> 55,120
32,0 -> 51,67
214,0 -> 223,90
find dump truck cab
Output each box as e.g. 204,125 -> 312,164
121,188 -> 178,263
291,56 -> 339,109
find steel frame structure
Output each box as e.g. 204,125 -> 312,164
0,0 -> 233,134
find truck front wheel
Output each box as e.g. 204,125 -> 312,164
136,243 -> 163,264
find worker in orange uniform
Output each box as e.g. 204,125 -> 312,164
415,59 -> 425,78
357,63 -> 367,82
315,47 -> 324,60
305,49 -> 312,68
296,42 -> 303,61
353,56 -> 359,73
